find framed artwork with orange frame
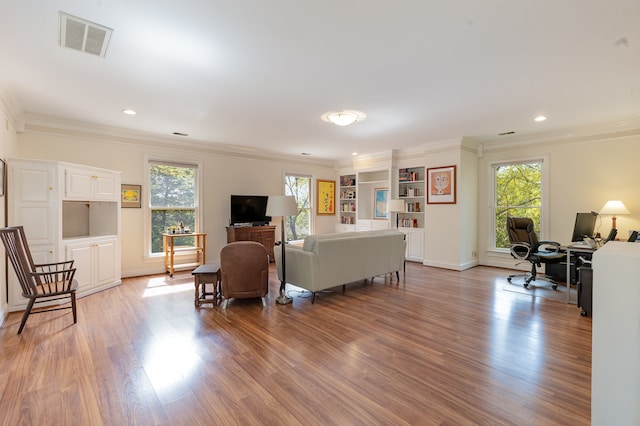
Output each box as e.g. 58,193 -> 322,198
427,165 -> 456,204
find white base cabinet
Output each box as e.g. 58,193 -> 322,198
65,237 -> 119,293
7,158 -> 122,311
400,227 -> 425,262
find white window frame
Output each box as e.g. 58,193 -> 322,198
490,156 -> 549,251
284,172 -> 313,242
143,155 -> 203,259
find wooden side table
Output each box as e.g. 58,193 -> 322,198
163,232 -> 207,277
192,262 -> 221,307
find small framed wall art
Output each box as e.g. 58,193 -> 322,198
121,184 -> 142,208
427,165 -> 456,204
374,187 -> 389,219
316,179 -> 336,215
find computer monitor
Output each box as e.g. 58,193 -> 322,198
571,212 -> 598,242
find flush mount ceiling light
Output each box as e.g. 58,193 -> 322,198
321,110 -> 366,127
122,109 -> 136,115
534,115 -> 547,122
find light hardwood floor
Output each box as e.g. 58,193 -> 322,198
0,263 -> 591,425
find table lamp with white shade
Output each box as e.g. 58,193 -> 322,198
388,199 -> 406,229
266,195 -> 298,305
599,200 -> 630,230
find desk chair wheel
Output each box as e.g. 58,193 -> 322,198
581,309 -> 588,317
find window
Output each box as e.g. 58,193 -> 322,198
284,174 -> 311,241
149,161 -> 199,254
493,160 -> 543,249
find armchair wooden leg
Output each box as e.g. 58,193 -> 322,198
261,297 -> 267,307
18,298 -> 36,335
71,291 -> 78,324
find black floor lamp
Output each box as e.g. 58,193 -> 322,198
266,195 -> 298,305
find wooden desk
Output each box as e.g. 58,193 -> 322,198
163,232 -> 206,277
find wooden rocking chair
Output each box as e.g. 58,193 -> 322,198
0,226 -> 78,334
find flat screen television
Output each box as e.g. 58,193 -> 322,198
571,212 -> 598,242
230,195 -> 271,226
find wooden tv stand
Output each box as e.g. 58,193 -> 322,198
226,225 -> 276,262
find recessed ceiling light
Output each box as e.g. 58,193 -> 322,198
534,115 -> 547,122
352,152 -> 358,156
301,152 -> 311,156
172,132 -> 189,137
122,109 -> 136,115
321,110 -> 366,127
498,131 -> 515,136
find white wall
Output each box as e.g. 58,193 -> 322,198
14,130 -> 338,277
0,104 -> 19,322
424,143 -> 465,269
477,134 -> 640,269
4,113 -> 640,283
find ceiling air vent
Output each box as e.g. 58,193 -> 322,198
59,12 -> 112,58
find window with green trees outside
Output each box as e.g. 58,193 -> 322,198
284,174 -> 311,241
494,161 -> 543,249
149,161 -> 198,254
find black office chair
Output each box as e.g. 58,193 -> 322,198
506,216 -> 566,289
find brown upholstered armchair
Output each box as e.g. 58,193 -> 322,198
220,241 -> 269,309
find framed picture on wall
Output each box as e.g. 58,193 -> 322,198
427,165 -> 456,204
316,179 -> 336,215
374,187 -> 389,219
121,184 -> 142,208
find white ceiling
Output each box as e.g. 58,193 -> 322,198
1,1 -> 639,162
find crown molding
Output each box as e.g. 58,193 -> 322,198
22,113 -> 336,168
475,117 -> 640,154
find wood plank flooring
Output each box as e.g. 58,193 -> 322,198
0,263 -> 591,425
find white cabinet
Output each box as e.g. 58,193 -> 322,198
402,228 -> 424,262
592,242 -> 640,425
7,159 -> 122,311
64,167 -> 119,201
9,160 -> 58,245
334,223 -> 356,233
65,237 -> 118,293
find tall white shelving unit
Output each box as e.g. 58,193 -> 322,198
396,166 -> 425,262
338,174 -> 357,229
7,158 -> 122,311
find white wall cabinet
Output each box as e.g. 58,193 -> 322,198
7,158 -> 122,311
64,167 -> 119,201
